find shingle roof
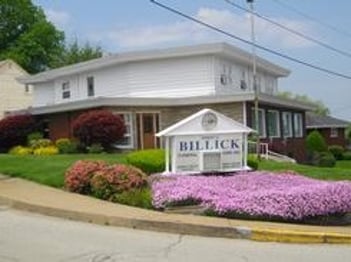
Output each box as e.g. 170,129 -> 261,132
306,112 -> 349,129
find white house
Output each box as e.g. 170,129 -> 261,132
18,42 -> 312,162
0,59 -> 32,119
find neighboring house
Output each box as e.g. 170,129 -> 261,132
306,112 -> 349,148
0,59 -> 32,119
18,43 -> 312,162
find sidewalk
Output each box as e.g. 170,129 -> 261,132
1,174 -> 351,244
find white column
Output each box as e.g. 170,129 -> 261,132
165,137 -> 170,173
243,133 -> 248,169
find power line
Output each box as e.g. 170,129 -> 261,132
149,0 -> 351,80
225,0 -> 351,59
272,0 -> 351,39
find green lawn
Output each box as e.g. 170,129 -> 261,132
0,154 -> 126,188
1,154 -> 351,189
259,160 -> 351,181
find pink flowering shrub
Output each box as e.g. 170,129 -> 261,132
64,160 -> 107,194
152,172 -> 351,220
90,164 -> 147,199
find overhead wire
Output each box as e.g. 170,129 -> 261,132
224,0 -> 351,58
149,0 -> 351,80
272,0 -> 351,39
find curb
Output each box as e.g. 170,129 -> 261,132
1,194 -> 351,244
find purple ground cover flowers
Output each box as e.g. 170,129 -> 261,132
151,172 -> 351,220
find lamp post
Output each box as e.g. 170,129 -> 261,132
247,0 -> 260,159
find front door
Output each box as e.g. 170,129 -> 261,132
137,113 -> 160,149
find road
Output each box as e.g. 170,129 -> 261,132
0,206 -> 350,262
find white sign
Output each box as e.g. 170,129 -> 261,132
174,134 -> 243,172
156,108 -> 252,174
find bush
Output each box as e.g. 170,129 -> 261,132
126,149 -> 165,175
33,146 -> 59,156
55,138 -> 78,154
328,145 -> 344,160
90,164 -> 147,200
72,110 -> 125,150
29,138 -> 52,149
112,187 -> 153,209
343,151 -> 351,160
27,132 -> 43,143
317,152 -> 336,167
64,160 -> 108,194
87,143 -> 104,154
0,114 -> 36,152
9,146 -> 32,155
306,130 -> 327,154
247,154 -> 259,170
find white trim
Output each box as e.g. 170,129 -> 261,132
293,113 -> 303,138
282,112 -> 293,138
330,127 -> 338,138
19,42 -> 290,84
242,101 -> 247,126
114,112 -> 134,149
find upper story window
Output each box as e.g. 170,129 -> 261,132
24,84 -> 31,94
62,81 -> 70,99
267,110 -> 280,137
330,128 -> 338,138
282,112 -> 293,138
87,76 -> 95,97
293,113 -> 303,138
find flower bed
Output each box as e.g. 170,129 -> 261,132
151,172 -> 351,221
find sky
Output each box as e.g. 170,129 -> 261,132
33,0 -> 351,121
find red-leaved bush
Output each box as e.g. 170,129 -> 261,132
0,114 -> 36,152
64,160 -> 107,194
64,160 -> 147,200
90,164 -> 147,199
72,110 -> 125,150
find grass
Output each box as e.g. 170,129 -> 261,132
259,160 -> 351,181
1,153 -> 351,189
0,154 -> 126,188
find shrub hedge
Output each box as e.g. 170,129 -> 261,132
126,149 -> 165,175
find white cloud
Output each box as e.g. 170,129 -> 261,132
91,7 -> 315,51
45,9 -> 71,29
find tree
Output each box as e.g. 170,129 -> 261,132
0,114 -> 36,152
278,91 -> 330,116
50,40 -> 103,68
72,110 -> 126,150
0,0 -> 64,73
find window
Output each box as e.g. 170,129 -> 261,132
267,110 -> 280,137
330,128 -> 338,138
115,113 -> 133,148
251,108 -> 266,137
282,112 -> 293,138
293,113 -> 303,138
25,84 -> 31,94
62,82 -> 70,99
87,76 -> 94,97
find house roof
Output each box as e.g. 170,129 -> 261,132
18,42 -> 290,84
0,59 -> 28,75
156,108 -> 253,136
306,112 -> 349,129
12,92 -> 314,115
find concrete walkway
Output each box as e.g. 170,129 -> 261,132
1,174 -> 351,244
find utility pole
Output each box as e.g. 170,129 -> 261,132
247,0 -> 260,159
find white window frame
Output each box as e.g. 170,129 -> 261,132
267,110 -> 280,138
114,112 -> 134,149
251,108 -> 266,138
282,112 -> 293,138
62,81 -> 70,99
330,128 -> 338,138
293,113 -> 303,138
